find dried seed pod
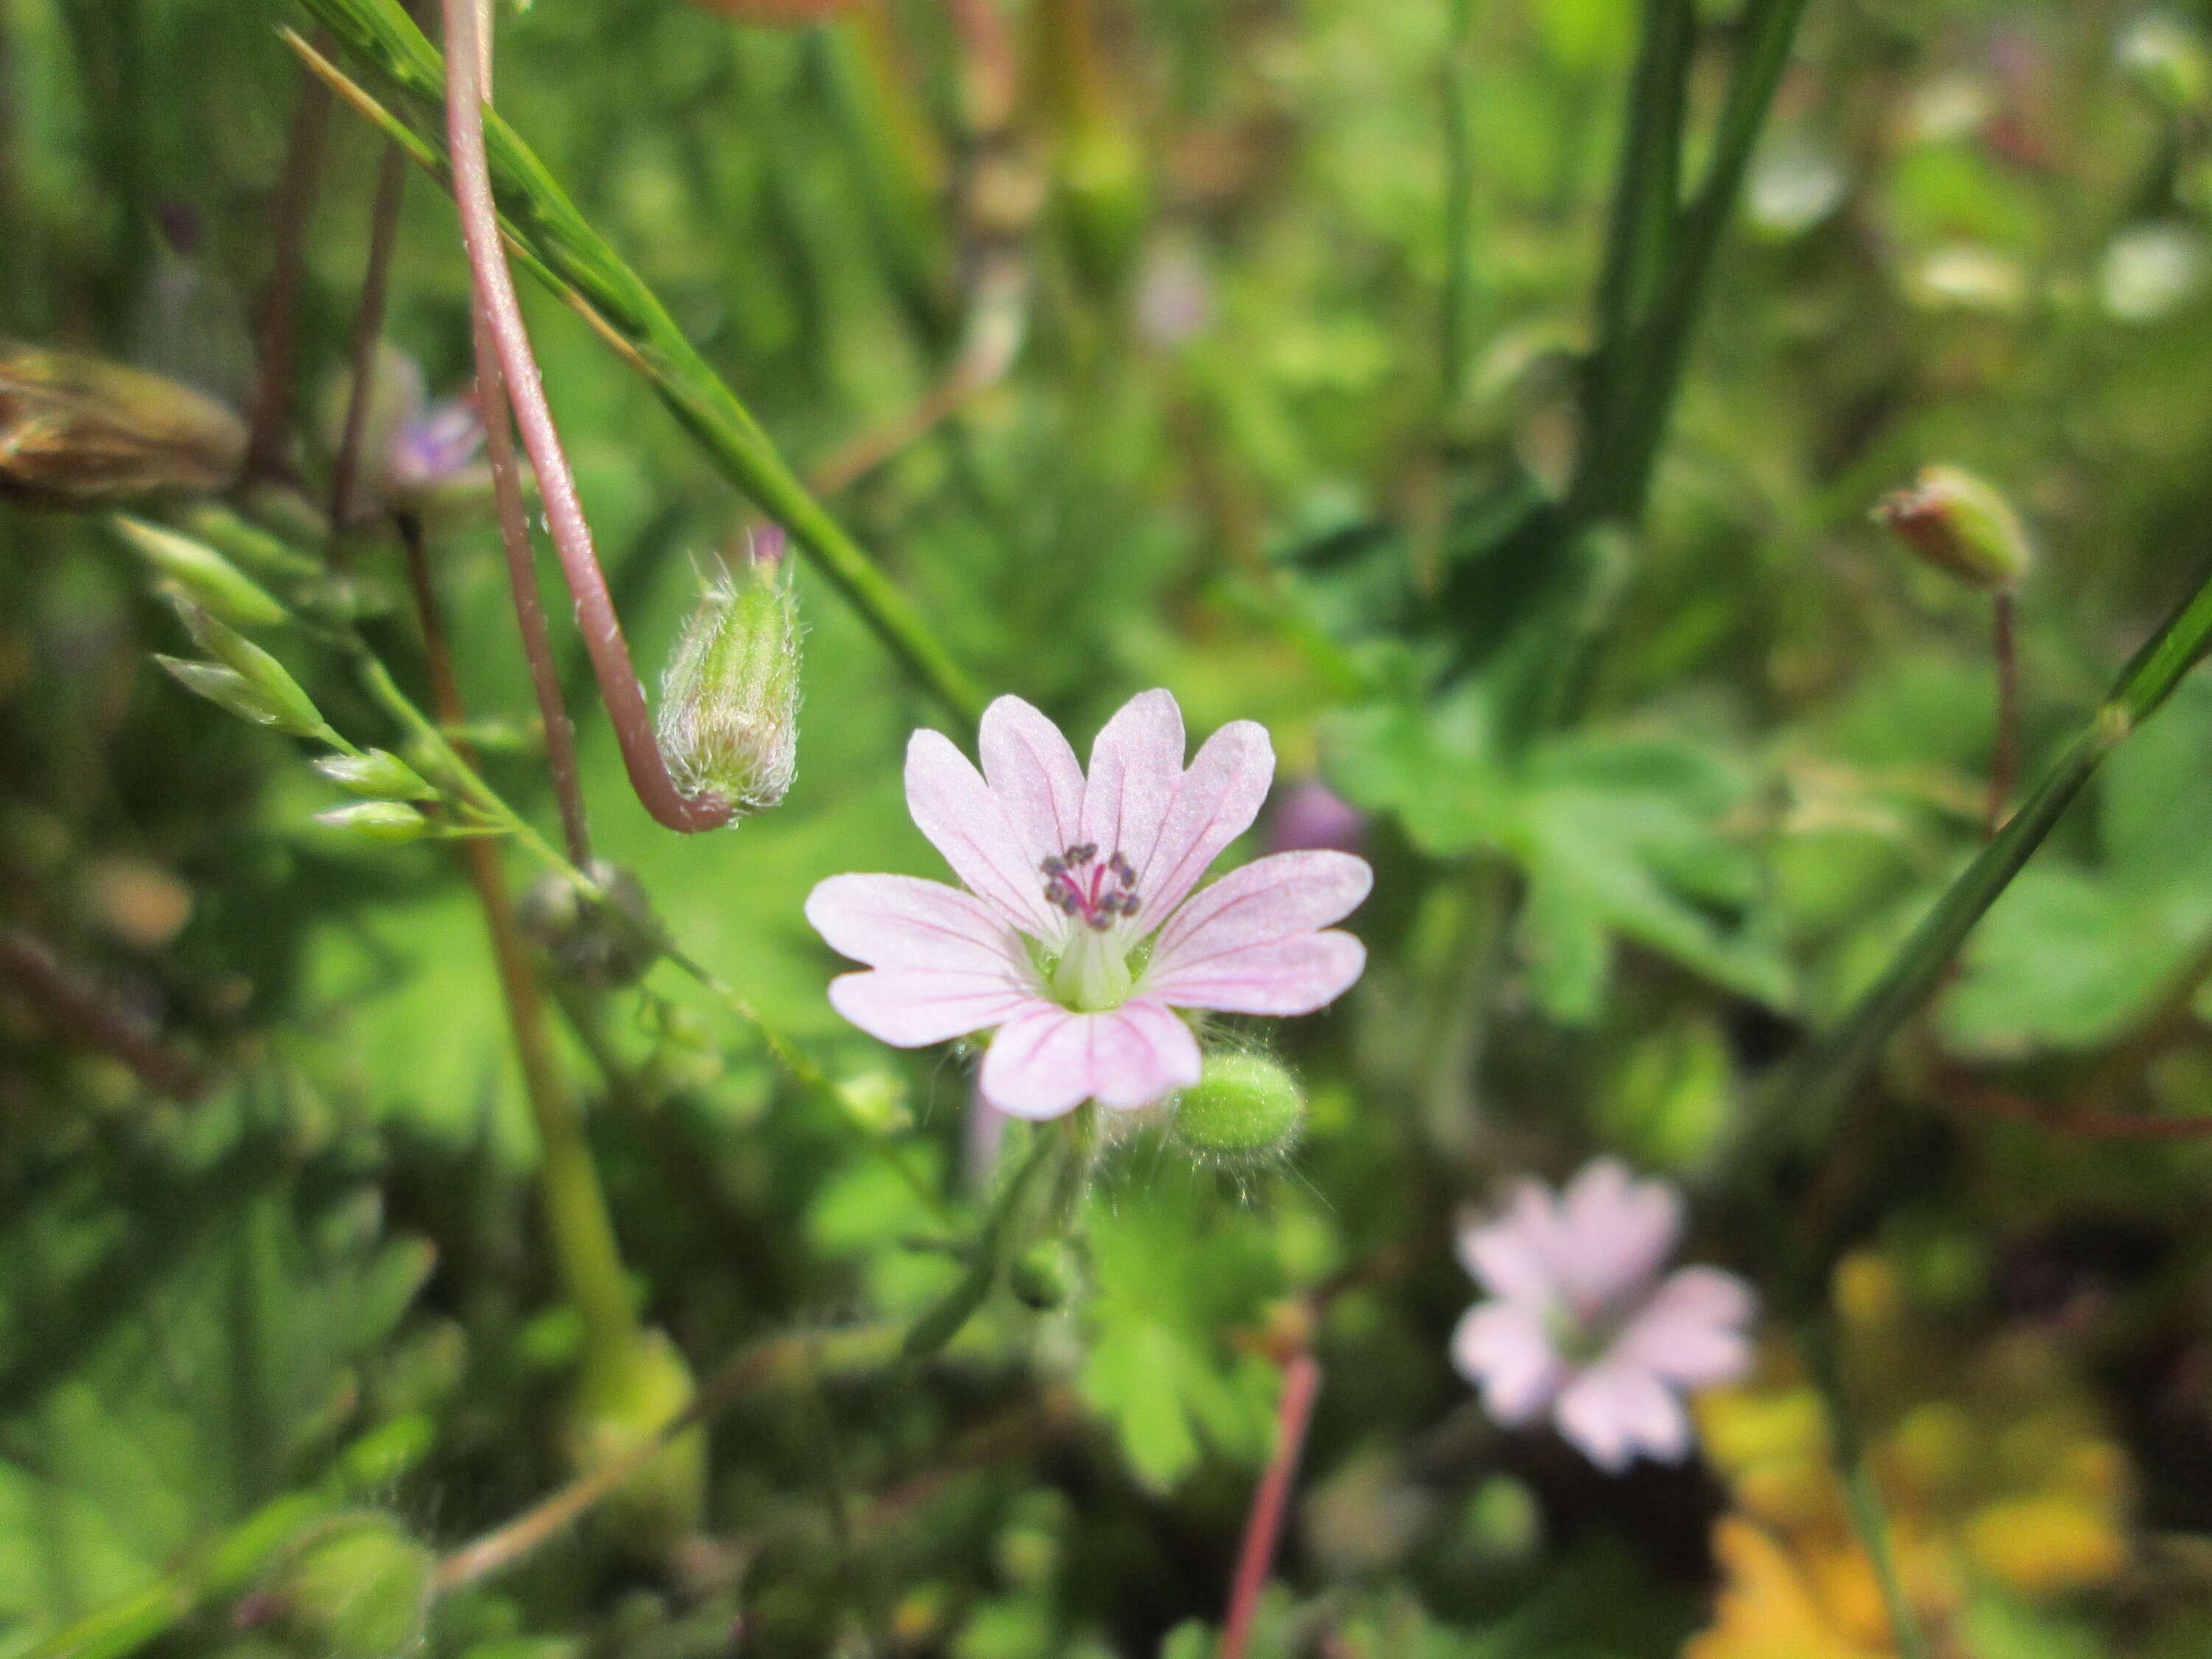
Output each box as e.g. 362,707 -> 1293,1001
1,342 -> 246,508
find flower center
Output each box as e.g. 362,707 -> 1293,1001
1039,844 -> 1142,1012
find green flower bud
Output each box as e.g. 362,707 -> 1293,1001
164,602 -> 332,739
315,749 -> 438,802
272,1513 -> 434,1659
315,801 -> 431,844
156,657 -> 328,740
655,540 -> 800,821
1171,1051 -> 1306,1166
560,1328 -> 706,1557
0,342 -> 246,508
1008,1238 -> 1079,1310
515,861 -> 662,990
1874,465 -> 2031,593
833,1068 -> 913,1135
111,516 -> 288,627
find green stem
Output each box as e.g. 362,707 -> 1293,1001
1582,0 -> 1807,527
901,1124 -> 1062,1360
1416,860 -> 1514,1155
287,0 -> 986,734
1803,1318 -> 1933,1659
1437,0 -> 1478,411
1778,561 -> 2212,1144
1576,0 -> 1694,495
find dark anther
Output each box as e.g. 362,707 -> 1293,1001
1041,855 -> 1067,877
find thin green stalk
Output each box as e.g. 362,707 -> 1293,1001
1588,0 -> 1808,526
1803,1318 -> 1933,1659
1576,0 -> 1694,490
1778,560 -> 2212,1144
288,0 -> 987,733
1437,0 -> 1479,410
902,1124 -> 1062,1360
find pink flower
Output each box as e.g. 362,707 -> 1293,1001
1450,1158 -> 1756,1474
805,690 -> 1371,1121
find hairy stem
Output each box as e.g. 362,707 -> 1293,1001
438,0 -> 729,833
1988,589 -> 2018,839
1804,1318 -> 1933,1659
291,0 -> 987,731
0,928 -> 205,1101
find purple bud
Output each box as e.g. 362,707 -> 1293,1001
1267,778 -> 1368,857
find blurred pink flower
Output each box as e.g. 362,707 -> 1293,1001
1267,777 -> 1368,857
806,690 -> 1371,1120
1451,1158 -> 1756,1473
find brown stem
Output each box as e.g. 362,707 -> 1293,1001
1220,1351 -> 1321,1659
246,60 -> 333,482
401,518 -> 639,1366
1987,590 -> 2018,841
470,295 -> 596,866
1936,1066 -> 2212,1141
0,928 -> 205,1101
329,140 -> 411,532
437,0 -> 729,833
431,1322 -> 900,1592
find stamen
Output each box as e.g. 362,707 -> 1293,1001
1040,841 -> 1141,931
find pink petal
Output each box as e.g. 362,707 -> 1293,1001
978,996 -> 1202,1120
1148,851 -> 1371,965
827,972 -> 1045,1048
1613,1267 -> 1756,1388
1450,1301 -> 1565,1426
1553,1360 -> 1692,1472
1455,1185 -> 1567,1306
978,695 -> 1086,866
1549,1158 -> 1683,1318
1142,932 -> 1366,1016
1133,719 -> 1274,928
805,873 -> 1032,975
1077,690 -> 1186,880
905,728 -> 1061,938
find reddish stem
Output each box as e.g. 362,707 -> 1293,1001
0,928 -> 205,1101
329,139 -> 411,532
1987,590 -> 2018,841
1220,1352 -> 1321,1659
246,63 -> 333,481
438,0 -> 730,833
1938,1068 -> 2212,1141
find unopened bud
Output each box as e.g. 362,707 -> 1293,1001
271,1513 -> 434,1659
561,1328 -> 706,1557
515,860 -> 662,990
316,749 -> 438,802
160,602 -> 331,739
315,801 -> 431,844
655,540 -> 800,820
111,516 -> 287,627
1009,1238 -> 1079,1310
1874,465 -> 2031,593
1172,1051 -> 1306,1166
0,342 -> 246,507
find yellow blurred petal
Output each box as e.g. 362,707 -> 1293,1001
1965,1495 -> 2128,1596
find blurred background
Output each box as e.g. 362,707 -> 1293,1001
9,0 -> 2212,1654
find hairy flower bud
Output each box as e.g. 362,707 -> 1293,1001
655,538 -> 801,819
1874,465 -> 2032,593
0,342 -> 246,507
271,1513 -> 435,1659
1172,1051 -> 1306,1166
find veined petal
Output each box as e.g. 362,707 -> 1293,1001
1143,932 -> 1365,1016
1078,689 -> 1185,880
805,872 -> 1032,974
1451,1301 -> 1565,1426
1149,851 -> 1371,969
1457,1188 -> 1565,1306
1135,719 -> 1273,928
979,694 -> 1086,866
979,996 -> 1201,1120
828,970 -> 1043,1048
905,728 -> 1062,938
